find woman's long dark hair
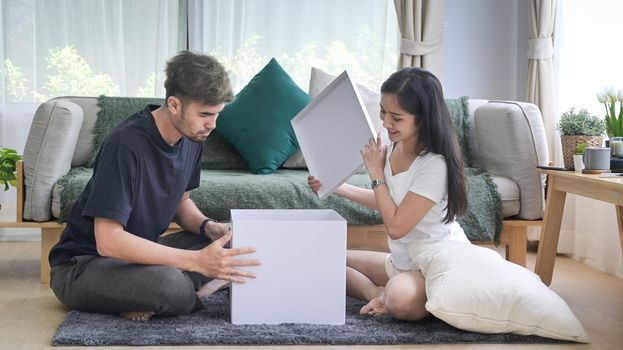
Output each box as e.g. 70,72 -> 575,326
381,67 -> 467,222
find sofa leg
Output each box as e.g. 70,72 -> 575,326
41,227 -> 63,284
505,226 -> 528,267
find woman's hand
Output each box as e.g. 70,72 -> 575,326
361,132 -> 387,179
307,175 -> 322,194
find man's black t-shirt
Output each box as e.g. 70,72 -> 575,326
49,105 -> 203,267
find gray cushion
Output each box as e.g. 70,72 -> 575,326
23,100 -> 83,221
52,96 -> 100,167
466,99 -> 489,168
475,101 -> 549,220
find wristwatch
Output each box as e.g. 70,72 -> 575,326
371,179 -> 386,189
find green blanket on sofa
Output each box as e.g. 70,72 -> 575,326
57,167 -> 501,242
56,95 -> 503,242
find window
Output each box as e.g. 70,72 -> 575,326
188,0 -> 399,92
555,0 -> 623,118
1,0 -> 183,103
0,0 -> 184,212
553,0 -> 623,278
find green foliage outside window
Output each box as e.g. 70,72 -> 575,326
136,73 -> 158,98
3,29 -> 395,102
2,60 -> 28,102
2,46 -> 120,103
212,31 -> 396,93
33,46 -> 119,102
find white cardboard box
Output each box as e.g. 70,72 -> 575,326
230,209 -> 347,325
291,71 -> 376,199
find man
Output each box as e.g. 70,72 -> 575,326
49,51 -> 259,321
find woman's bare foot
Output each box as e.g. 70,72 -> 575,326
120,311 -> 155,321
360,289 -> 387,316
197,279 -> 229,298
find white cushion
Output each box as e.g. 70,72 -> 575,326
491,175 -> 520,217
409,240 -> 589,343
283,67 -> 382,168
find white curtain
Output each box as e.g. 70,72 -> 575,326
188,0 -> 399,93
525,0 -> 557,162
393,0 -> 445,81
0,0 -> 183,240
1,0 -> 183,102
553,0 -> 623,279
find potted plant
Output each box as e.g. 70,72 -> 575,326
573,143 -> 586,172
0,147 -> 23,192
557,107 -> 606,170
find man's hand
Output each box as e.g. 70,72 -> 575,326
196,231 -> 260,283
205,221 -> 231,241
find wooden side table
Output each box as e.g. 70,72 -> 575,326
536,169 -> 623,285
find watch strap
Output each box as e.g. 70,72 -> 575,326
199,218 -> 217,241
371,179 -> 386,189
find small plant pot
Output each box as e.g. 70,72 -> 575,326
561,135 -> 603,170
573,154 -> 584,172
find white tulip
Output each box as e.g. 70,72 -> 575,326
597,91 -> 609,103
605,86 -> 617,102
618,90 -> 623,102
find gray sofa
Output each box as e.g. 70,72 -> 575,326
16,81 -> 551,286
22,95 -> 549,232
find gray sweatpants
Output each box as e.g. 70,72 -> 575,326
50,231 -> 211,317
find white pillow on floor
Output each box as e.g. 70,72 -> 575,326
409,240 -> 589,343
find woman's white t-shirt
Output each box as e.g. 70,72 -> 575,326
384,144 -> 467,270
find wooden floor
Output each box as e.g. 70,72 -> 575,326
0,241 -> 622,350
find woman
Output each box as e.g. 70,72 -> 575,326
308,67 -> 468,321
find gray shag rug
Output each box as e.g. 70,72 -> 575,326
52,291 -> 564,346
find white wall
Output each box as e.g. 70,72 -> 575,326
443,0 -> 528,101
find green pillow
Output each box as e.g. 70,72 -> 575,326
215,58 -> 311,174
202,132 -> 249,170
89,96 -> 165,167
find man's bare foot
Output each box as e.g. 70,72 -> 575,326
360,289 -> 387,316
120,311 -> 155,321
197,279 -> 229,298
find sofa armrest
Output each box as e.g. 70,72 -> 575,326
474,101 -> 549,220
22,100 -> 84,221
